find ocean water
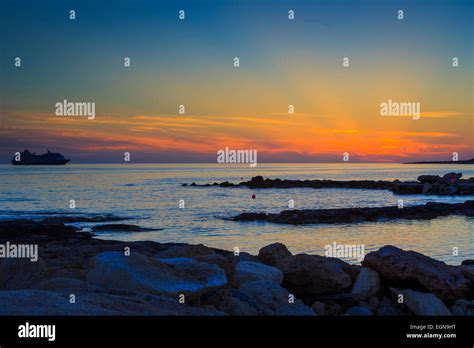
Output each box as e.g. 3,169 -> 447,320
0,163 -> 473,265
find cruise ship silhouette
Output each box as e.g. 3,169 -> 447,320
11,150 -> 70,165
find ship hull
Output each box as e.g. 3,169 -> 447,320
11,159 -> 70,165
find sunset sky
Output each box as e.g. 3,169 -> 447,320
1,0 -> 472,163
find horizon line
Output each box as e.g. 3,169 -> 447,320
3,161 -> 473,165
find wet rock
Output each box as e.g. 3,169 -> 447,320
233,261 -> 283,287
391,183 -> 423,194
395,289 -> 451,316
461,260 -> 474,266
279,254 -> 352,301
86,252 -> 227,297
189,176 -> 394,190
345,306 -> 373,316
233,201 -> 474,225
91,224 -> 158,232
238,280 -> 314,315
0,219 -> 79,242
351,268 -> 380,300
189,173 -> 474,195
43,214 -> 127,223
258,243 -> 292,266
362,245 -> 472,304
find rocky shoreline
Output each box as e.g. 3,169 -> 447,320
0,218 -> 472,315
233,200 -> 474,225
184,172 -> 474,195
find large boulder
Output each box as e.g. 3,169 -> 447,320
362,246 -> 472,304
238,280 -> 314,315
350,268 -> 380,300
86,252 -> 227,297
278,254 -> 353,301
258,243 -> 292,266
0,289 -> 224,315
393,289 -> 451,316
233,261 -> 283,287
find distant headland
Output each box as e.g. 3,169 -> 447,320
404,158 -> 474,164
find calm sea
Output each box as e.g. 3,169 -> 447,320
0,163 -> 473,264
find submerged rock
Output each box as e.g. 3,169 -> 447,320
188,176 -> 394,190
233,201 -> 474,225
187,173 -> 474,195
0,219 -> 79,241
43,214 -> 127,223
91,224 -> 159,232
